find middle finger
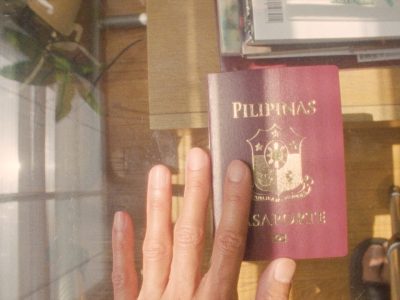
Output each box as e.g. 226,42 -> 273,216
199,160 -> 252,299
164,148 -> 211,298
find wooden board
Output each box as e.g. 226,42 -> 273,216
147,0 -> 220,129
341,66 -> 400,122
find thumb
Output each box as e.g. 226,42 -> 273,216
255,258 -> 296,300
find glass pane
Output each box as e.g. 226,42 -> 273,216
0,1 -> 108,299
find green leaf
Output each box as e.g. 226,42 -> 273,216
75,77 -> 101,115
52,54 -> 72,72
3,27 -> 42,60
56,72 -> 75,121
0,60 -> 34,82
72,63 -> 101,81
0,60 -> 56,85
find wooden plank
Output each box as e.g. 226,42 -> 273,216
340,66 -> 400,106
103,0 -> 145,16
148,63 -> 400,129
149,112 -> 208,130
147,0 -> 220,129
340,66 -> 400,122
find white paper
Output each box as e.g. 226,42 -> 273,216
250,0 -> 400,43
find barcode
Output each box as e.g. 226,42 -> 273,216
264,0 -> 283,22
357,50 -> 400,62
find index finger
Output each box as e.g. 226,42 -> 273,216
197,160 -> 252,298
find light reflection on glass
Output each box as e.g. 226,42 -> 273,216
0,202 -> 19,300
0,50 -> 20,300
0,16 -> 107,298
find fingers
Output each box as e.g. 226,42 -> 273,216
112,151 -> 295,300
164,148 -> 211,298
198,160 -> 252,299
255,258 -> 296,300
139,165 -> 173,299
112,211 -> 138,300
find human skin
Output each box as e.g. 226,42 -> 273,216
112,147 -> 296,300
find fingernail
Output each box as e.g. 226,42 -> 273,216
113,211 -> 126,231
150,165 -> 168,189
364,245 -> 386,267
187,148 -> 207,171
273,258 -> 296,283
227,160 -> 246,183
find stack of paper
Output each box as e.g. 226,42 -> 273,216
217,0 -> 400,62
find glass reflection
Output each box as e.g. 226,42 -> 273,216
0,2 -> 107,299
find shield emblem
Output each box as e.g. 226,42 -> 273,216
247,124 -> 312,202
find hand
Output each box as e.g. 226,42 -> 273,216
112,147 -> 296,299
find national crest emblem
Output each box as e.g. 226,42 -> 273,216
246,124 -> 313,202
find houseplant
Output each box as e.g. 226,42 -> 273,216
0,1 -> 101,121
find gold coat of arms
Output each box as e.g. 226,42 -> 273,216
247,124 -> 313,202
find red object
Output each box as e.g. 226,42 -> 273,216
208,65 -> 347,261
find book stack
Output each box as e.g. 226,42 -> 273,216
217,0 -> 400,62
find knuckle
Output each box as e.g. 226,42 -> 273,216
226,192 -> 242,203
175,225 -> 204,247
216,231 -> 243,255
142,240 -> 168,261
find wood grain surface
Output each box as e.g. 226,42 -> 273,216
147,0 -> 220,129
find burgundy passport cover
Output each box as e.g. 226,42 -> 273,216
208,65 -> 347,261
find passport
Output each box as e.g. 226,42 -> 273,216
208,65 -> 348,261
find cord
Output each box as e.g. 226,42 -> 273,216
91,38 -> 143,87
18,36 -> 143,95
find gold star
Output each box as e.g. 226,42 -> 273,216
289,141 -> 299,151
255,143 -> 263,151
271,129 -> 280,138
